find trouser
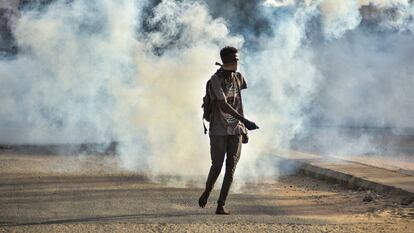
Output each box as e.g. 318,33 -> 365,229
204,134 -> 242,207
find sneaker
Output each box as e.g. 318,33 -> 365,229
198,191 -> 209,208
215,206 -> 230,215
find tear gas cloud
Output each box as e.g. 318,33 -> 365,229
0,0 -> 413,178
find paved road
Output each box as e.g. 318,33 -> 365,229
1,174 -> 413,233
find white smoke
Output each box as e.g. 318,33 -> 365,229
237,0 -> 414,177
121,0 -> 243,174
320,0 -> 362,38
264,0 -> 295,8
0,0 -> 242,176
1,0 -> 413,181
237,1 -> 322,179
359,0 -> 410,8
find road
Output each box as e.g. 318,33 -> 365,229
1,175 -> 413,232
0,151 -> 413,232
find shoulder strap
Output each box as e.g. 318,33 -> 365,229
235,72 -> 244,116
203,120 -> 208,134
235,72 -> 243,90
202,78 -> 214,135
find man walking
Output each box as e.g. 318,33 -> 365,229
199,46 -> 259,215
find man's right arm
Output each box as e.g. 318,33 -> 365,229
217,99 -> 259,130
209,76 -> 258,130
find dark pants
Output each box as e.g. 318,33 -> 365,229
204,135 -> 242,207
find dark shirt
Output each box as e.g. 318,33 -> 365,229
209,69 -> 247,136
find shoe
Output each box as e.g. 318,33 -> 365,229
198,191 -> 209,208
215,206 -> 230,215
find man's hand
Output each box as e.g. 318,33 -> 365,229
244,120 -> 259,130
242,134 -> 249,144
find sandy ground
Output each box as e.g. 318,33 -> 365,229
0,150 -> 413,232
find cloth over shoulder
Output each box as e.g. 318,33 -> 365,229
208,69 -> 248,136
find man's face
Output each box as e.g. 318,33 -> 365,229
225,53 -> 239,71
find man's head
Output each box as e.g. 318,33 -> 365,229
220,46 -> 238,71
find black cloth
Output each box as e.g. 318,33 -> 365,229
204,134 -> 242,207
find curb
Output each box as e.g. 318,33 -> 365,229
278,156 -> 414,205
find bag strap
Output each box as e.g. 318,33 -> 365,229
203,119 -> 208,134
202,78 -> 213,135
235,72 -> 244,116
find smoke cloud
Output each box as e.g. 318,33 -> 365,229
1,0 -> 413,180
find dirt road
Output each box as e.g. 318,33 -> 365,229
0,151 -> 413,232
1,174 -> 413,232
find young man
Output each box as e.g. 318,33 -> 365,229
199,46 -> 259,215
